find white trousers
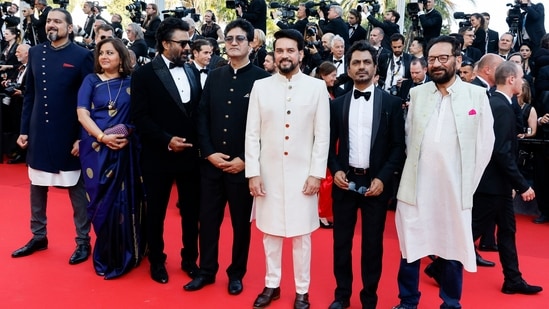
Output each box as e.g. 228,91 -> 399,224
263,233 -> 311,294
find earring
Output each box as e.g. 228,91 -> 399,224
119,64 -> 123,73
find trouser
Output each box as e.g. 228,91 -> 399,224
30,176 -> 91,245
263,233 -> 311,294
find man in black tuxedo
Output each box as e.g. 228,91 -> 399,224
183,20 -> 270,295
272,3 -> 309,35
459,27 -> 482,63
189,39 -> 213,89
131,17 -> 202,284
397,57 -> 429,112
327,41 -> 405,309
33,0 -> 52,44
511,0 -> 546,53
417,0 -> 442,45
472,61 -> 542,295
347,9 -> 367,46
378,33 -> 412,93
364,8 -> 400,51
319,5 -> 349,48
482,13 -> 499,54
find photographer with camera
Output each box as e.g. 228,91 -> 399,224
416,0 -> 442,45
0,2 -> 20,41
236,0 -> 267,34
302,22 -> 324,75
75,2 -> 95,46
364,6 -> 400,51
141,3 -> 161,54
508,0 -> 546,53
272,3 -> 309,36
126,22 -> 148,60
20,2 -> 38,46
318,5 -> 349,48
378,33 -> 412,94
33,0 -> 52,44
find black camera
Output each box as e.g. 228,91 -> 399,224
162,7 -> 200,22
389,85 -> 399,96
52,0 -> 69,9
305,1 -> 338,19
126,1 -> 146,23
226,0 -> 249,11
357,0 -> 381,15
453,12 -> 472,28
507,1 -> 527,25
306,41 -> 322,49
270,2 -> 298,21
4,82 -> 20,96
306,26 -> 317,37
0,2 -> 12,14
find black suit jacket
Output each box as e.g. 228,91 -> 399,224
366,15 -> 399,51
472,28 -> 487,55
35,6 -> 52,44
348,23 -> 367,46
277,18 -> 308,35
516,2 -> 546,52
129,39 -> 148,59
130,56 -> 202,173
398,76 -> 430,103
319,17 -> 349,47
377,52 -> 412,89
241,0 -> 267,34
328,87 -> 405,199
486,29 -> 499,54
463,46 -> 482,63
476,92 -> 529,195
419,9 -> 442,44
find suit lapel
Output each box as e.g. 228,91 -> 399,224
342,91 -> 352,154
151,56 -> 188,116
371,88 -> 382,147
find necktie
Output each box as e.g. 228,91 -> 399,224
199,68 -> 208,74
353,90 -> 371,100
169,62 -> 185,69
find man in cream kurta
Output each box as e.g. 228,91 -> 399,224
393,36 -> 494,309
245,29 -> 330,309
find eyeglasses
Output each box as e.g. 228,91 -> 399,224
427,55 -> 454,64
224,35 -> 247,43
348,181 -> 368,195
99,35 -> 113,40
169,39 -> 193,48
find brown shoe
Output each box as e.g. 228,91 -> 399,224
253,287 -> 280,309
294,293 -> 310,309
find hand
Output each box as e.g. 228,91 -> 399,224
236,6 -> 243,16
418,2 -> 424,11
221,157 -> 245,174
365,178 -> 384,197
168,136 -> 193,152
308,45 -> 318,54
103,133 -> 128,151
271,10 -> 278,19
333,170 -> 349,190
207,152 -> 231,169
302,176 -> 321,195
539,114 -> 549,125
13,89 -> 22,96
318,9 -> 324,19
521,187 -> 535,202
249,176 -> 266,197
71,140 -> 80,156
396,77 -> 406,88
17,134 -> 28,149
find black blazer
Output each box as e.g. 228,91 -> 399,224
472,28 -> 487,55
348,23 -> 367,46
462,46 -> 482,63
418,9 -> 442,44
486,28 -> 499,54
241,0 -> 267,34
35,6 -> 52,44
277,18 -> 309,36
377,52 -> 412,89
476,92 -> 529,195
514,2 -> 546,52
129,39 -> 148,59
319,17 -> 349,47
398,76 -> 430,103
328,87 -> 406,199
130,56 -> 202,173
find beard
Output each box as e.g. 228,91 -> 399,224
429,66 -> 456,85
169,48 -> 189,65
47,31 -> 58,42
277,59 -> 298,75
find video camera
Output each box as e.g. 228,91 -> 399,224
305,1 -> 338,19
270,2 -> 299,21
507,0 -> 527,26
226,0 -> 249,11
162,7 -> 201,22
126,0 -> 146,23
357,0 -> 381,15
52,0 -> 69,9
406,0 -> 426,17
0,1 -> 12,14
453,12 -> 472,28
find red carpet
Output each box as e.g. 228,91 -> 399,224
1,163 -> 548,308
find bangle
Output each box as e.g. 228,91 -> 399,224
97,133 -> 105,142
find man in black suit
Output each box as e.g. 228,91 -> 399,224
33,0 -> 52,44
189,39 -> 213,89
364,8 -> 400,51
347,9 -> 367,46
482,12 -> 499,54
272,3 -> 309,35
327,41 -> 405,309
511,0 -> 546,53
0,2 -> 20,40
397,57 -> 429,112
417,0 -> 442,45
319,5 -> 349,48
126,22 -> 148,61
183,19 -> 270,295
459,27 -> 482,63
378,33 -> 412,93
131,17 -> 202,284
236,0 -> 267,34
472,61 -> 542,295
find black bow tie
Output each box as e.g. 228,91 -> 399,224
353,90 -> 371,100
334,59 -> 342,64
199,68 -> 208,74
349,25 -> 356,29
169,62 -> 185,69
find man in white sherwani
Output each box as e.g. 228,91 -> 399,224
392,36 -> 495,309
245,29 -> 330,309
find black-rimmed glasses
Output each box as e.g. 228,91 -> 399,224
427,55 -> 455,64
224,35 -> 247,43
170,39 -> 193,48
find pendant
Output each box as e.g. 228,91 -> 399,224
108,108 -> 117,117
108,100 -> 115,110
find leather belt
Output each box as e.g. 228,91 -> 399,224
349,166 -> 369,175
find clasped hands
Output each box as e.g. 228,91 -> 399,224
207,153 -> 244,174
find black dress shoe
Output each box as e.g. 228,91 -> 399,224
328,299 -> 350,309
150,263 -> 169,284
294,293 -> 310,309
478,244 -> 498,252
502,279 -> 543,294
181,262 -> 200,279
7,154 -> 24,164
183,275 -> 215,291
476,252 -> 495,267
228,279 -> 243,295
69,243 -> 91,265
11,238 -> 48,258
253,287 -> 280,309
533,215 -> 549,224
424,262 -> 441,285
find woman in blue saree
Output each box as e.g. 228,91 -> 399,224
77,38 -> 144,279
